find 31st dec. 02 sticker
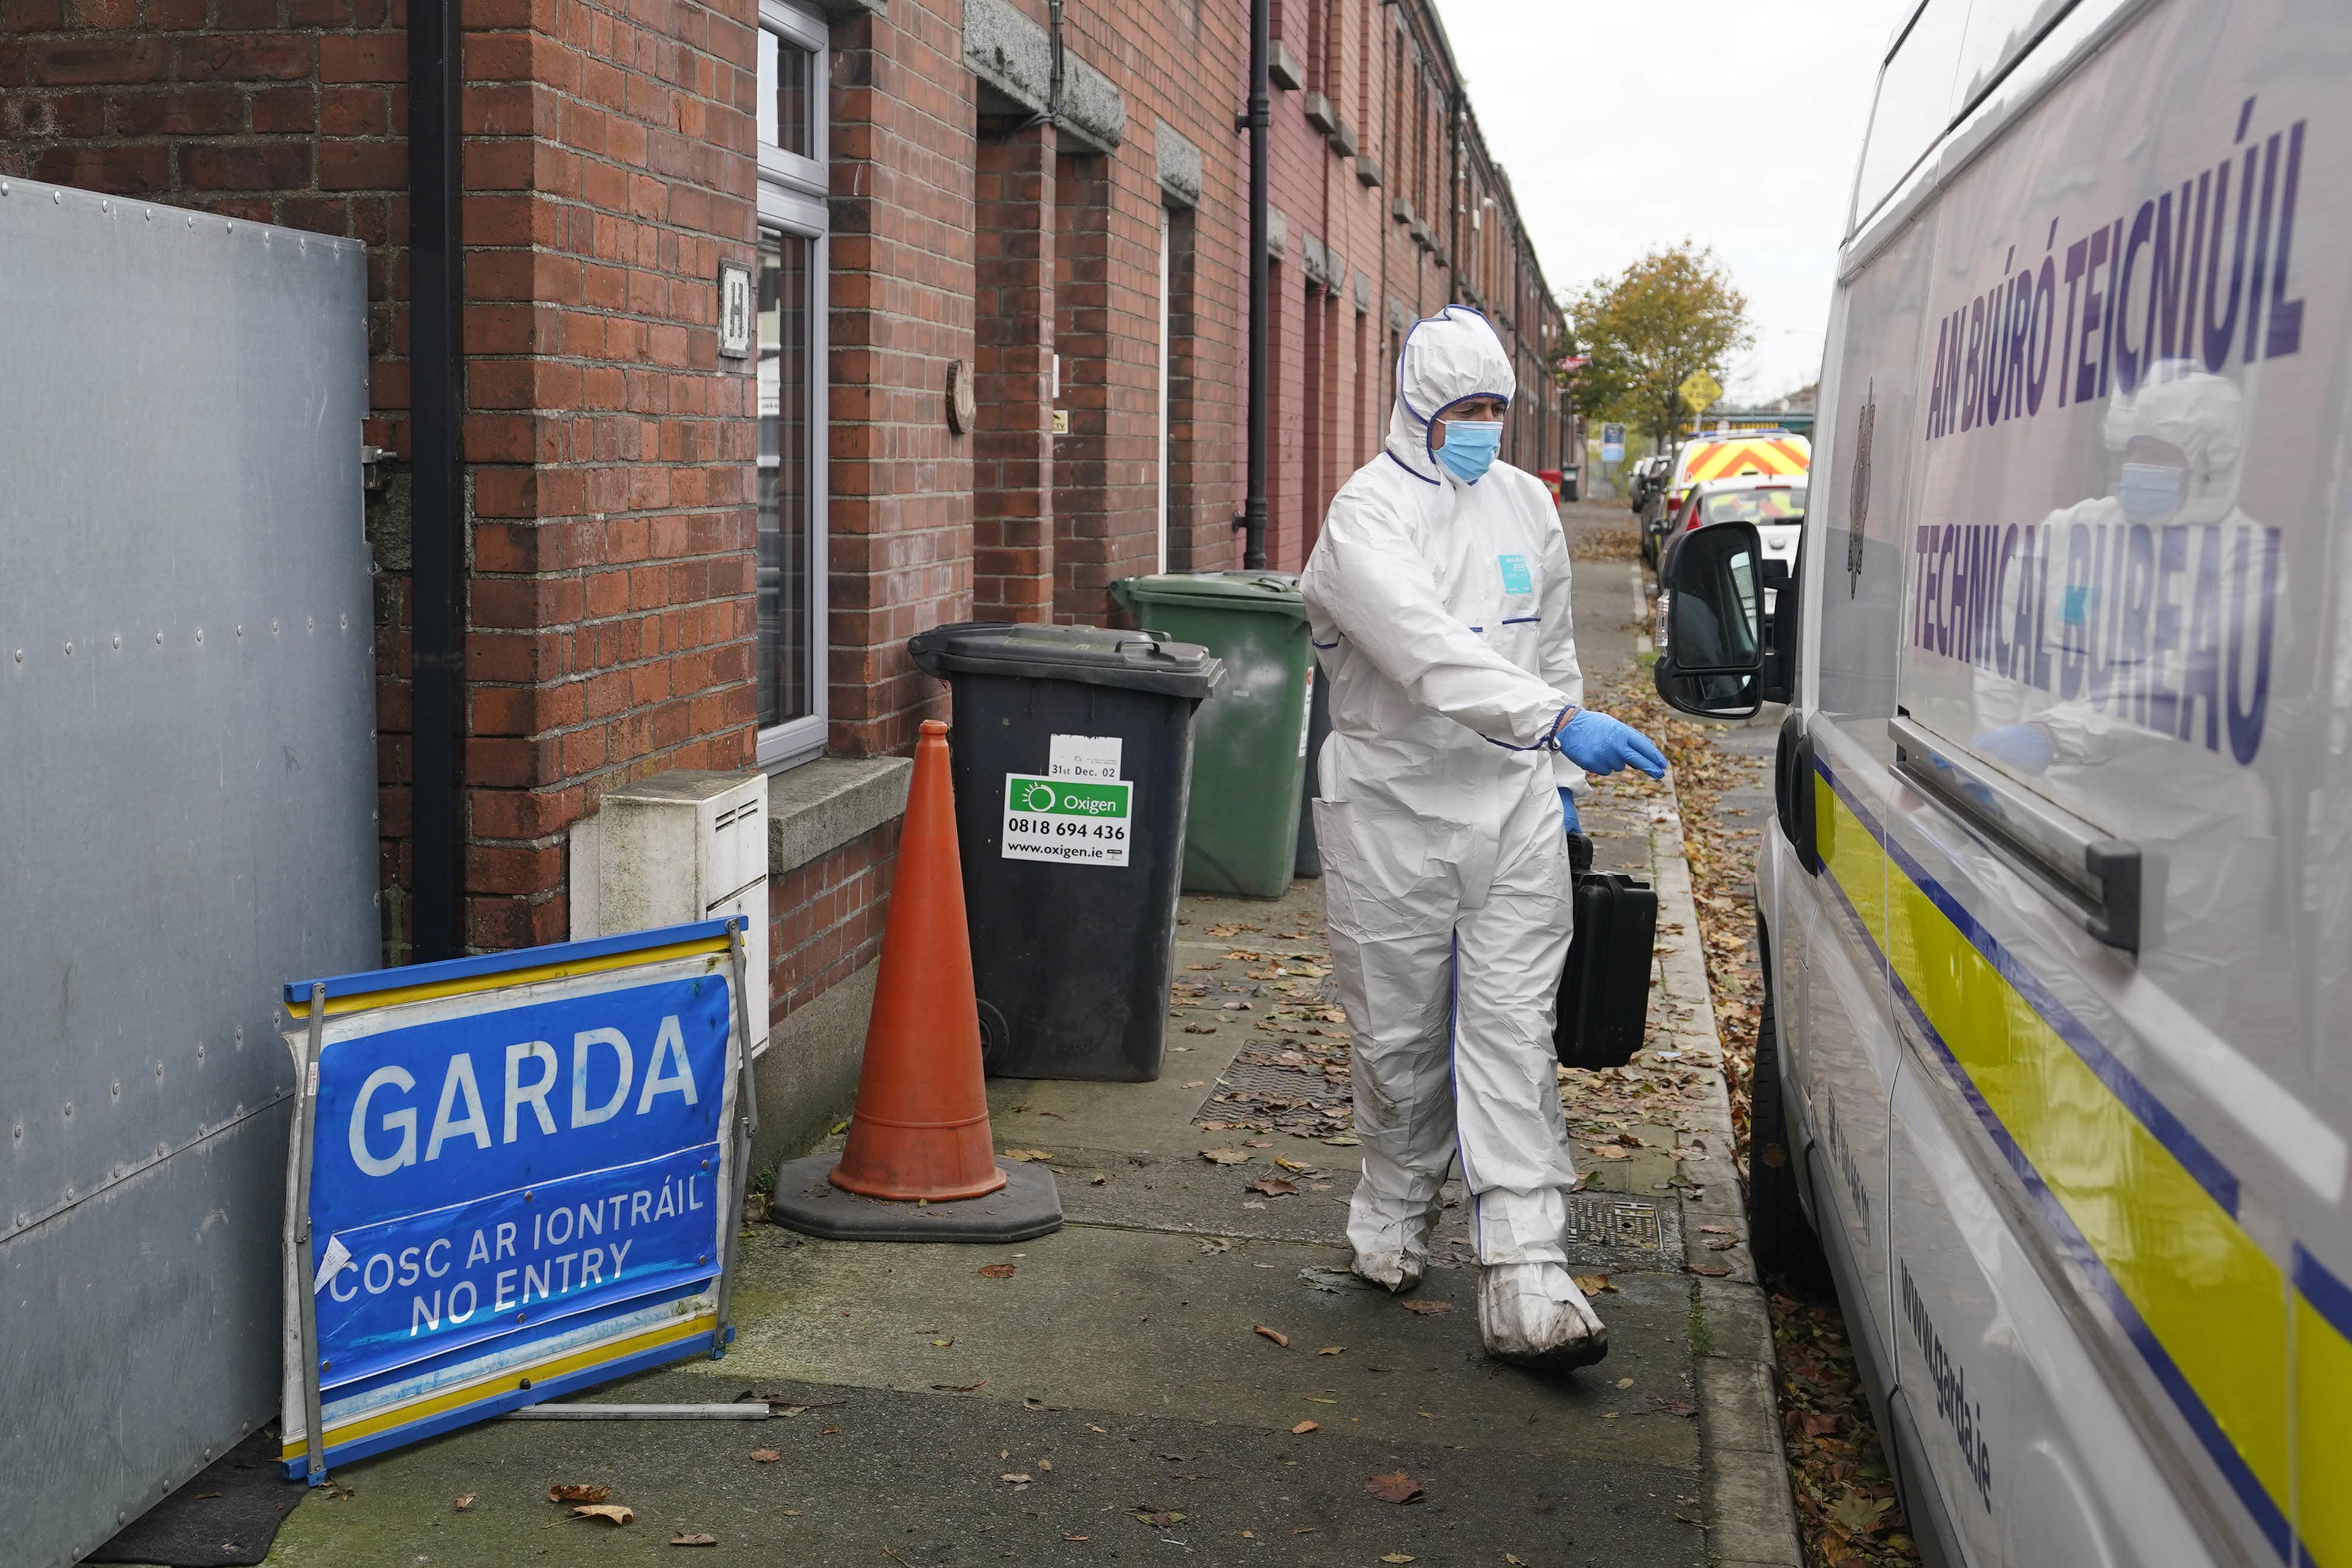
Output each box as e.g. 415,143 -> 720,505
1001,773 -> 1131,866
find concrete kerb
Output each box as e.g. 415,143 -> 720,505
1644,772 -> 1805,1568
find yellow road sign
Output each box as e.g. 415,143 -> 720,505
1679,370 -> 1723,414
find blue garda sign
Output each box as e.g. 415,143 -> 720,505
277,920 -> 754,1480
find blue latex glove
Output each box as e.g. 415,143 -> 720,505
1559,787 -> 1581,836
1557,708 -> 1668,779
1972,722 -> 2055,776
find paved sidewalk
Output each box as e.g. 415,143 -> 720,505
252,522 -> 1798,1568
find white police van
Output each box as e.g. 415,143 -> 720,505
1651,2 -> 2348,1564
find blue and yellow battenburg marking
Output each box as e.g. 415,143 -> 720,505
1812,759 -> 2351,1566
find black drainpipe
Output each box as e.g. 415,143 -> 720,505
1446,86 -> 1463,307
408,0 -> 465,961
1236,0 -> 1270,570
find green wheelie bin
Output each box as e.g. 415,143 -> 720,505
1109,571 -> 1311,898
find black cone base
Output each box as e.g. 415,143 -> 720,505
764,1155 -> 1063,1243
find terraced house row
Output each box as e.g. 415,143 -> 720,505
0,0 -> 1568,1153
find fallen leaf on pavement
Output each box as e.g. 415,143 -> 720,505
454,1493 -> 475,1512
1061,1532 -> 1089,1541
1802,1412 -> 1839,1438
1652,1398 -> 1698,1417
1244,1177 -> 1298,1198
932,1378 -> 988,1393
1321,1134 -> 1361,1146
1183,1080 -> 1206,1089
1573,1275 -> 1618,1294
1595,1145 -> 1631,1160
1129,1509 -> 1186,1527
670,1533 -> 716,1547
1827,1493 -> 1895,1535
572,1505 -> 633,1525
1291,1420 -> 1319,1434
1688,1261 -> 1733,1276
1200,1148 -> 1252,1165
1615,1377 -> 1635,1388
1273,1156 -> 1317,1173
978,1263 -> 1017,1278
1090,1174 -> 1109,1185
547,1484 -> 610,1503
1365,1470 -> 1426,1505
749,1448 -> 780,1464
1200,1237 -> 1233,1253
1184,1023 -> 1217,1034
1318,1345 -> 1345,1355
1398,1299 -> 1452,1316
1699,1223 -> 1736,1234
1253,1324 -> 1290,1348
1038,1459 -> 1052,1471
1000,1149 -> 1054,1162
1381,1553 -> 1417,1562
1705,1237 -> 1739,1250
1000,1473 -> 1032,1484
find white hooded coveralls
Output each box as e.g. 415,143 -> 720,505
1300,305 -> 1585,1275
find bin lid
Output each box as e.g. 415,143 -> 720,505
1109,571 -> 1305,617
908,620 -> 1224,699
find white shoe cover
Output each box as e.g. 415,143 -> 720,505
1478,1262 -> 1608,1369
1351,1246 -> 1427,1294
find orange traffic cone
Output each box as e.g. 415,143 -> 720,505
827,719 -> 1007,1201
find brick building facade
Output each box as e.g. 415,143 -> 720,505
2,0 -> 1565,1156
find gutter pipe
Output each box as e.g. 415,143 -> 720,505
408,0 -> 465,961
1237,0 -> 1269,569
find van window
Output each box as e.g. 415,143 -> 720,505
1953,0 -> 2072,113
1851,0 -> 1967,229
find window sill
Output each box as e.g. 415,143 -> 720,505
769,754 -> 914,876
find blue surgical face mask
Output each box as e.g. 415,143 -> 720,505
1436,418 -> 1503,484
2118,462 -> 2184,524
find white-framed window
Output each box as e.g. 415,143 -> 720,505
755,1 -> 829,769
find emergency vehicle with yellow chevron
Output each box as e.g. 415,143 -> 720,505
1647,430 -> 1811,568
1649,1 -> 2350,1564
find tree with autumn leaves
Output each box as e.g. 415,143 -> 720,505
1563,242 -> 1755,446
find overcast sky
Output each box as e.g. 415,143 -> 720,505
1434,0 -> 1903,403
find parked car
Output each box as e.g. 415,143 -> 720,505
1649,3 -> 2347,1566
1669,476 -> 1805,593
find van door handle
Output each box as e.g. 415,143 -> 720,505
1887,715 -> 2147,953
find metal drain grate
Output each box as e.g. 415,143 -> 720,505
1215,1055 -> 1346,1102
1566,1193 -> 1665,1252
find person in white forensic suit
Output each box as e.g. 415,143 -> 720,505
1300,305 -> 1667,1369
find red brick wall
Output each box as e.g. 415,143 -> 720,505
453,0 -> 763,951
971,119 -> 1054,622
822,0 -> 974,756
769,819 -> 898,1015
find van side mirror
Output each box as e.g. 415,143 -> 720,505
1653,520 -> 1781,718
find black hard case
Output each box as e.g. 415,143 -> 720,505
1554,833 -> 1658,1071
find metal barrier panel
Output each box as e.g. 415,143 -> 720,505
0,178 -> 377,1567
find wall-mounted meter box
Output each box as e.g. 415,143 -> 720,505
571,769 -> 770,1055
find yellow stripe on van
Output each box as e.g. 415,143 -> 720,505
281,1309 -> 719,1461
1811,772 -> 2351,1557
